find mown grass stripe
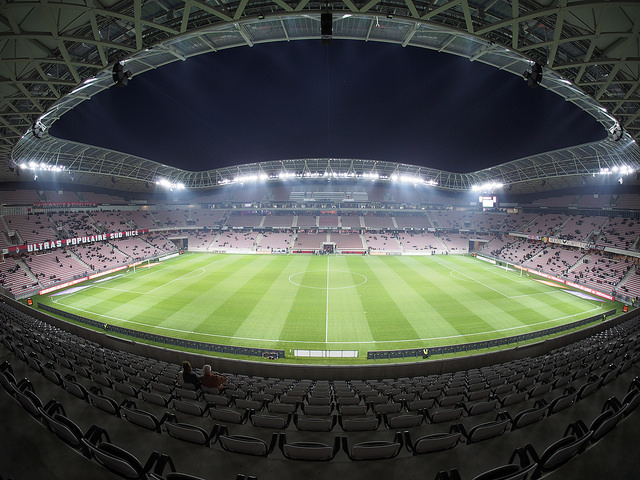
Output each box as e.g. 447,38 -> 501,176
232,255 -> 306,343
280,257 -> 326,342
408,256 -> 534,329
40,253 -> 615,357
394,256 -> 518,341
349,256 -> 421,342
328,256 -> 374,344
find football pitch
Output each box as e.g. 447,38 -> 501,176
39,253 -> 615,363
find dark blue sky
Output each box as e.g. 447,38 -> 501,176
51,40 -> 606,173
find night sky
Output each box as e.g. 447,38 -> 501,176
51,40 -> 606,174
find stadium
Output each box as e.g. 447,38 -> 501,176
1,1 -> 640,480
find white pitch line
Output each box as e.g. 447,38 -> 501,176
444,260 -> 557,300
325,255 -> 330,343
53,257 -> 178,298
50,296 -> 603,345
143,267 -> 207,295
90,267 -> 206,295
442,262 -> 513,298
50,255 -> 606,347
444,258 -> 601,309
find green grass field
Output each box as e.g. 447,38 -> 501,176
36,253 -> 618,363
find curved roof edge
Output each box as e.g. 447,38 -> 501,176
5,8 -> 640,191
10,133 -> 640,193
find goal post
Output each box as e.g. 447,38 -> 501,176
475,254 -> 524,276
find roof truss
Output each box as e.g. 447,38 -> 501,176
1,0 -> 639,189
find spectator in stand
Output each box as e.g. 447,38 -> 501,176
200,364 -> 226,393
178,360 -> 200,388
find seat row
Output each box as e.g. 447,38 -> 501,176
3,359 -> 640,480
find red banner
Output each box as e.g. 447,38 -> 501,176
34,202 -> 97,208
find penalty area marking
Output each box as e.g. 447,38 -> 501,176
449,270 -> 476,282
59,262 -> 212,298
131,266 -> 208,295
443,261 -> 566,300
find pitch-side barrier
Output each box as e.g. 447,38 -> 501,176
38,303 -> 286,359
367,308 -> 616,360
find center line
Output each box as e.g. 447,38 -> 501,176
325,255 -> 330,343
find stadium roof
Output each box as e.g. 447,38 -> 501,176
2,0 -> 640,193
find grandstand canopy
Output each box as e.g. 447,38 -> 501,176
1,0 -> 639,193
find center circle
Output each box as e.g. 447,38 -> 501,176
288,270 -> 368,289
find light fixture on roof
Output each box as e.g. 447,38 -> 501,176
112,61 -> 132,87
18,161 -> 66,173
523,62 -> 543,88
234,173 -> 268,183
471,181 -> 503,192
32,121 -> 46,139
156,178 -> 185,190
608,122 -> 623,142
600,165 -> 633,177
321,11 -> 332,45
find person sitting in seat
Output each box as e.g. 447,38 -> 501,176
199,364 -> 226,393
179,360 -> 200,389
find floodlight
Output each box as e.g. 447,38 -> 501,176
156,178 -> 185,190
112,61 -> 132,87
523,62 -> 543,88
32,121 -> 46,139
609,123 -> 623,142
472,181 -> 503,192
321,12 -> 332,45
234,173 -> 267,183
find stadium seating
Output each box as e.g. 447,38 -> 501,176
1,187 -> 640,479
0,191 -> 638,300
1,298 -> 639,480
